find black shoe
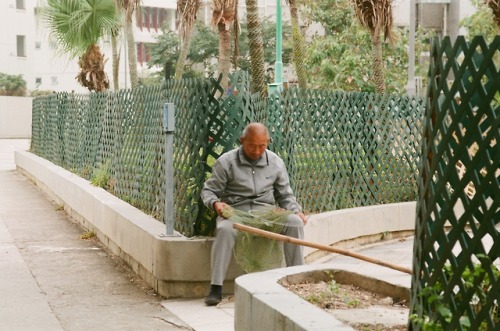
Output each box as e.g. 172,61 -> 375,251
204,285 -> 222,306
204,293 -> 222,306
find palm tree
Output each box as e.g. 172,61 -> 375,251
286,0 -> 307,89
245,0 -> 267,96
43,0 -> 120,92
176,0 -> 202,80
111,0 -> 122,90
212,0 -> 238,92
351,0 -> 393,93
120,0 -> 141,89
486,0 -> 500,27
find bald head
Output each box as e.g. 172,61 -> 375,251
240,123 -> 269,140
240,123 -> 270,160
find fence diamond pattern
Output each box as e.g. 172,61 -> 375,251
31,71 -> 424,237
410,36 -> 499,330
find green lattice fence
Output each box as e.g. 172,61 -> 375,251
266,89 -> 422,212
31,71 -> 424,237
410,36 -> 499,330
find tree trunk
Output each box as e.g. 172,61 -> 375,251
245,0 -> 267,96
372,34 -> 385,93
289,0 -> 307,89
76,44 -> 109,92
111,33 -> 120,90
174,30 -> 193,80
218,22 -> 231,94
125,18 -> 139,89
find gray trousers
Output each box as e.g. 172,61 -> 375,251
210,211 -> 304,286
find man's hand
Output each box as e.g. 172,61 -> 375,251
213,201 -> 228,217
296,211 -> 308,225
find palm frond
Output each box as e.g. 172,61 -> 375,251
486,0 -> 500,27
177,0 -> 201,42
44,0 -> 120,58
211,0 -> 237,29
351,0 -> 393,42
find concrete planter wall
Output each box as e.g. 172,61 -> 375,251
15,150 -> 243,298
15,149 -> 416,300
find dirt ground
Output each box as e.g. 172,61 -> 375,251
284,280 -> 409,331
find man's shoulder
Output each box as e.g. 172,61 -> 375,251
216,148 -> 239,164
266,150 -> 285,165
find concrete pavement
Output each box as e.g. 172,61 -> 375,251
0,140 -> 191,330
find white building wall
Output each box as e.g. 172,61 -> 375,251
393,0 -> 412,27
0,0 -> 37,89
0,96 -> 32,138
393,0 -> 477,37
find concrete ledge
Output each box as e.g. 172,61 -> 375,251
235,266 -> 355,331
235,266 -> 411,331
304,202 -> 416,262
14,150 -> 243,298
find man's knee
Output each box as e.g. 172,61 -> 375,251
216,219 -> 237,239
283,214 -> 304,238
286,214 -> 304,227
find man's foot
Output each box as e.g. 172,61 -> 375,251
204,285 -> 222,306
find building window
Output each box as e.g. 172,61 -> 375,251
137,7 -> 167,32
137,43 -> 152,66
51,77 -> 58,85
16,0 -> 25,10
35,42 -> 41,50
17,35 -> 26,57
35,77 -> 42,87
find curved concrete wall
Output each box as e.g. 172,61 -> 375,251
304,202 -> 416,261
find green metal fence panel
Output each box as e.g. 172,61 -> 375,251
30,71 -> 424,237
265,89 -> 423,212
410,36 -> 499,330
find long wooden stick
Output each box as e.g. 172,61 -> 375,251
233,223 -> 412,275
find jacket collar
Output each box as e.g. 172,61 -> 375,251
237,147 -> 269,167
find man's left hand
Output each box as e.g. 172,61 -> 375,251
296,211 -> 308,225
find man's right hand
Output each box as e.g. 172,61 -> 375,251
213,201 -> 228,217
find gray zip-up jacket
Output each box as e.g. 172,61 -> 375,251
201,147 -> 302,213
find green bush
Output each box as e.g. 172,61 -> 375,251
411,257 -> 500,330
0,72 -> 27,96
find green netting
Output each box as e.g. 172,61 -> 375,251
410,36 -> 499,331
221,205 -> 291,273
31,71 -> 424,237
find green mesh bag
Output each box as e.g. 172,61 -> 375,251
221,205 -> 293,273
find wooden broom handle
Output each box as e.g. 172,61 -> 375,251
233,223 -> 412,275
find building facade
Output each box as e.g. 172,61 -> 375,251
0,0 -> 177,93
0,0 -> 477,94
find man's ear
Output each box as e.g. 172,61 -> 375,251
239,137 -> 244,144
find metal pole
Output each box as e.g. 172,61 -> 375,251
163,103 -> 175,236
407,0 -> 416,96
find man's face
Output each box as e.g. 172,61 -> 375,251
241,132 -> 269,160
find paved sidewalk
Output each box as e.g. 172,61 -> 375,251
1,139 -> 415,331
0,140 -> 190,331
